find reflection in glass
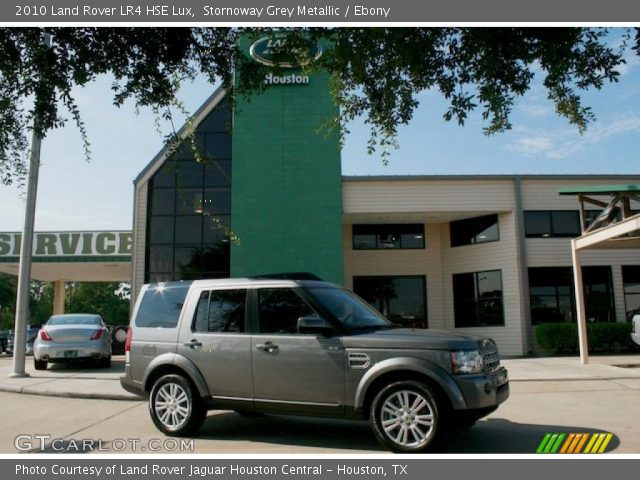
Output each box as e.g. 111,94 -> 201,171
353,276 -> 427,328
145,98 -> 232,282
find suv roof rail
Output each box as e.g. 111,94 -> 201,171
248,272 -> 324,281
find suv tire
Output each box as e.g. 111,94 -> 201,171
370,380 -> 446,453
149,374 -> 207,436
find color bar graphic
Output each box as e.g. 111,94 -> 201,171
537,433 -> 614,454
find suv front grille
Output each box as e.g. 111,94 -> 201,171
480,339 -> 500,373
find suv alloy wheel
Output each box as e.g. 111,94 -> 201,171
370,381 -> 445,453
149,374 -> 207,436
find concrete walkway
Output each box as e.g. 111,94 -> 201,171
0,353 -> 639,401
0,355 -> 140,401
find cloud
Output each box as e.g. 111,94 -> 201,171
506,135 -> 554,155
616,48 -> 640,76
505,113 -> 640,159
517,102 -> 553,117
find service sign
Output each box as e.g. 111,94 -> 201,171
249,34 -> 323,68
0,231 -> 132,259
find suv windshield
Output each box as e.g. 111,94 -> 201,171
307,287 -> 392,331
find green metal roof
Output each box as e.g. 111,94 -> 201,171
559,184 -> 640,195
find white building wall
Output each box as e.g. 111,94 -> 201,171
343,178 -> 526,356
439,212 -> 525,356
521,178 -> 640,323
343,178 -> 515,213
342,176 -> 640,356
343,223 -> 446,330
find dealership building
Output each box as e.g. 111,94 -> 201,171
2,38 -> 638,357
121,38 -> 639,357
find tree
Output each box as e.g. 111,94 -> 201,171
0,274 -> 54,328
66,282 -> 130,326
0,27 -> 637,183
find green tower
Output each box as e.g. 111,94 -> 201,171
230,35 -> 344,284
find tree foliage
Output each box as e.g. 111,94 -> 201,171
0,27 -> 636,183
0,274 -> 130,329
66,282 -> 130,326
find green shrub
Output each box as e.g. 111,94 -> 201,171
536,323 -> 578,354
535,322 -> 639,355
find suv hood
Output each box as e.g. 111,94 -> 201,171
341,328 -> 486,351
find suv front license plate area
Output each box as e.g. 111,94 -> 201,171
490,371 -> 508,387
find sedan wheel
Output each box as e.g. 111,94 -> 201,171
371,381 -> 445,453
34,358 -> 47,371
149,374 -> 206,436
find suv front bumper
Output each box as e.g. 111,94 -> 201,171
453,367 -> 509,411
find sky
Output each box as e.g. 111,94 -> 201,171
0,28 -> 639,232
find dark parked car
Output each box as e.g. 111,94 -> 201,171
0,330 -> 10,353
5,327 -> 40,355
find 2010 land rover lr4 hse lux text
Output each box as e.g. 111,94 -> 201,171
121,278 -> 509,453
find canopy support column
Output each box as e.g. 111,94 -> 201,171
53,281 -> 65,315
571,239 -> 589,365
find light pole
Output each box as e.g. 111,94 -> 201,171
9,32 -> 51,378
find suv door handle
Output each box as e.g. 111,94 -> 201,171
184,339 -> 202,348
256,342 -> 279,352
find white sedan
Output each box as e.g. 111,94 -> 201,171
33,314 -> 111,370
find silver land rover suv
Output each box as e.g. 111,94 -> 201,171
121,278 -> 509,453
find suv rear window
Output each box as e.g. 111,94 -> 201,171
135,284 -> 189,328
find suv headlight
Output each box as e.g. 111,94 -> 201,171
451,350 -> 484,374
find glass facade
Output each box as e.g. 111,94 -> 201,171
145,99 -> 232,282
450,214 -> 499,247
528,266 -> 616,324
352,224 -> 425,250
453,270 -> 504,327
353,275 -> 427,328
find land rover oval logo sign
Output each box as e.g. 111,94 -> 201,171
249,35 -> 323,68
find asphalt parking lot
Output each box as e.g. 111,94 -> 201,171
0,354 -> 639,453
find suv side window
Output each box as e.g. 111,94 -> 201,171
258,288 -> 317,334
135,284 -> 189,328
192,289 -> 247,333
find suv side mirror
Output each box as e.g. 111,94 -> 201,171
297,316 -> 332,336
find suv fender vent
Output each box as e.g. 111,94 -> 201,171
348,352 -> 371,369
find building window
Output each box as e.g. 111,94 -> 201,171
450,214 -> 499,247
622,266 -> 640,321
524,211 -> 581,238
528,266 -> 616,324
453,270 -> 504,327
145,99 -> 232,282
352,224 -> 425,250
353,276 -> 427,328
583,266 -> 616,323
529,267 -> 575,325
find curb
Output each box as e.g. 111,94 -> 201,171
0,385 -> 143,402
